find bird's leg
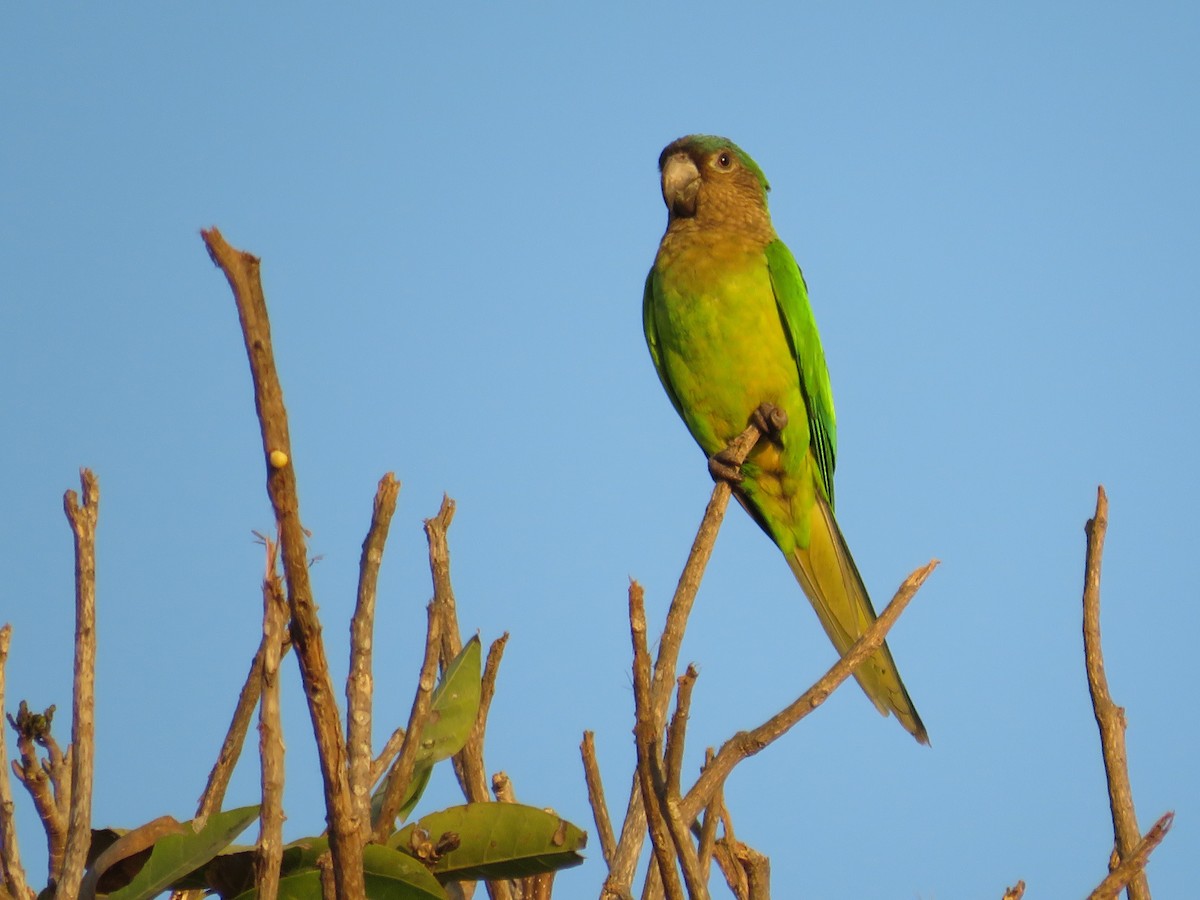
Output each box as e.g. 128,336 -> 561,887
707,403 -> 790,484
750,402 -> 788,443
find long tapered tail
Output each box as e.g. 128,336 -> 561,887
785,495 -> 928,743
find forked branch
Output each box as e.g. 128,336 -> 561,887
203,228 -> 364,899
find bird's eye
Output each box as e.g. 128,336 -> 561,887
716,151 -> 733,170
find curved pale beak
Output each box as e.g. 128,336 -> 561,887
661,152 -> 700,218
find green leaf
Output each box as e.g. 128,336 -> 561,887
230,845 -> 447,900
371,637 -> 481,830
398,763 -> 434,821
391,803 -> 587,882
101,805 -> 259,900
193,838 -> 316,898
417,636 -> 481,766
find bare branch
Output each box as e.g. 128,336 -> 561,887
370,726 -> 406,790
372,602 -> 442,840
348,473 -> 401,838
1001,880 -> 1026,900
708,807 -> 746,900
454,633 -> 508,806
693,755 -> 720,890
425,496 -> 463,667
1086,812 -> 1173,900
1082,486 -> 1149,900
679,560 -> 937,823
256,544 -> 288,900
0,626 -> 34,900
491,772 -> 515,804
191,537 -> 295,831
194,600 -> 291,825
664,666 -> 697,798
581,732 -> 616,867
608,423 -> 761,894
8,703 -> 64,881
629,582 -> 684,900
56,469 -> 99,900
203,227 -> 363,898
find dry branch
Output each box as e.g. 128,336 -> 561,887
8,703 -> 64,883
1082,486 -> 1149,900
195,619 -> 292,820
347,473 -> 401,838
451,632 -> 509,804
1086,812 -> 1173,900
425,496 -> 462,666
605,423 -> 761,896
629,583 -> 684,900
57,469 -> 99,900
581,732 -> 616,867
256,541 -> 288,900
203,227 -> 364,899
372,602 -> 443,840
678,560 -> 936,824
0,626 -> 34,900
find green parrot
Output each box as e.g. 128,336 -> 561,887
643,134 -> 927,743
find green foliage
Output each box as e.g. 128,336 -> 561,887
229,845 -> 448,900
77,635 -> 585,898
373,636 -> 482,826
80,805 -> 258,900
391,804 -> 587,882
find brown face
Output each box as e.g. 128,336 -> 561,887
659,139 -> 771,232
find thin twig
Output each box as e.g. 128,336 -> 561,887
664,666 -> 697,798
0,626 -> 34,900
679,560 -> 937,824
454,634 -> 508,802
425,496 -> 462,667
56,469 -> 99,900
652,670 -> 709,900
629,583 -> 684,900
372,602 -> 443,840
423,499 -> 479,802
348,473 -> 401,838
1001,880 -> 1026,900
195,621 -> 291,820
256,544 -> 288,900
658,791 -> 707,900
694,754 -> 720,889
491,772 -> 515,803
607,424 -> 761,896
485,775 -> 517,900
370,726 -> 406,789
1081,486 -> 1149,900
203,227 -> 364,898
709,808 -> 747,900
44,734 -> 70,824
581,732 -> 616,867
1086,812 -> 1173,900
731,842 -> 770,900
8,703 -> 64,881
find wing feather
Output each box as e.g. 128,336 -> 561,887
765,241 -> 839,507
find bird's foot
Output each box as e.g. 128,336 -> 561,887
707,449 -> 745,484
751,402 -> 788,442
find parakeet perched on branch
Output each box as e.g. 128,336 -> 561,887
643,134 -> 927,743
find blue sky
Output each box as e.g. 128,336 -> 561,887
2,4 -> 1197,897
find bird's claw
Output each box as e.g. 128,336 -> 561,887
707,449 -> 745,484
751,402 -> 788,441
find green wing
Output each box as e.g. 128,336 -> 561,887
765,240 -> 839,507
642,269 -> 687,422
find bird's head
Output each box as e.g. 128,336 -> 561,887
658,135 -> 771,230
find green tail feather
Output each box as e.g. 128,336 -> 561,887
785,496 -> 929,744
